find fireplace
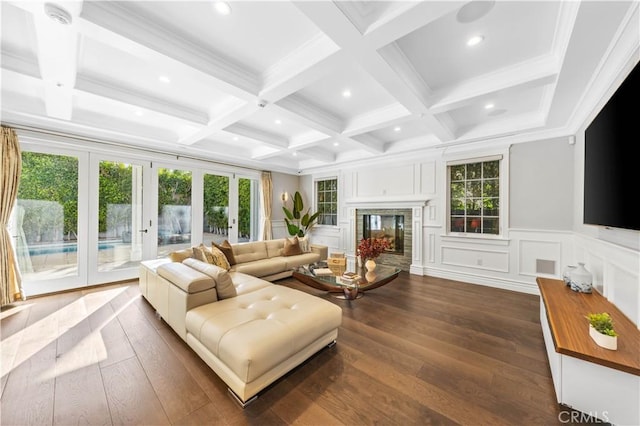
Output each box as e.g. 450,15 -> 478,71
356,208 -> 412,271
362,214 -> 404,255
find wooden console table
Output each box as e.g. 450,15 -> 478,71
537,278 -> 640,425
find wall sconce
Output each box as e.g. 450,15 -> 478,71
281,191 -> 289,203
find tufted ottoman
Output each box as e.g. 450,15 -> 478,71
184,283 -> 342,405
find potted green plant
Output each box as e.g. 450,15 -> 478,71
586,312 -> 618,350
282,191 -> 320,238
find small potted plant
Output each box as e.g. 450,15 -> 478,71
586,312 -> 618,350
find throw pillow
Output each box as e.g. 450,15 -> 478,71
209,245 -> 231,270
283,236 -> 303,256
191,245 -> 208,263
213,240 -> 236,265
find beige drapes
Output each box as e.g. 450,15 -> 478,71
1,126 -> 24,306
260,171 -> 273,240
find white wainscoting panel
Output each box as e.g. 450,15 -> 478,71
355,165 -> 415,198
441,245 -> 509,273
575,233 -> 640,326
518,239 -> 562,278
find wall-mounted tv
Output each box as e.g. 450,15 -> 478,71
584,60 -> 640,231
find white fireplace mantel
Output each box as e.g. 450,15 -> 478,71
344,195 -> 430,209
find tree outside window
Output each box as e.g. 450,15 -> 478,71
316,178 -> 337,226
449,160 -> 499,235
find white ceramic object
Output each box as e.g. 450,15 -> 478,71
570,262 -> 592,293
562,265 -> 576,286
589,325 -> 617,350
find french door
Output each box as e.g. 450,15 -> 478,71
88,155 -> 155,285
13,145 -> 259,296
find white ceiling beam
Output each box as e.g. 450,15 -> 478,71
347,134 -> 386,154
76,74 -> 209,125
429,56 -> 560,114
79,1 -> 259,101
179,102 -> 259,145
297,146 -> 336,163
342,103 -> 412,136
259,35 -> 343,101
364,1 -> 466,49
32,1 -> 83,120
224,123 -> 289,150
273,95 -> 343,135
294,1 -> 456,143
540,0 -> 582,124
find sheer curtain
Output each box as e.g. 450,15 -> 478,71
260,171 -> 273,240
1,126 -> 24,305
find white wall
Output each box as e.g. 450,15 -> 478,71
269,171 -> 300,239
302,134 -> 639,327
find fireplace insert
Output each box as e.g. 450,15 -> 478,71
362,214 -> 404,255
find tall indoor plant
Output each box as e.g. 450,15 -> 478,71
282,191 -> 319,238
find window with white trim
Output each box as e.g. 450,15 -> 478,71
448,158 -> 500,235
315,178 -> 337,226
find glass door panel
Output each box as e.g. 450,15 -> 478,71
157,168 -> 192,257
97,161 -> 143,272
237,177 -> 257,242
12,152 -> 80,287
202,173 -> 229,245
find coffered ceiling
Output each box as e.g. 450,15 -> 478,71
1,1 -> 638,174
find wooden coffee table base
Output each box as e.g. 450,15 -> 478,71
292,266 -> 400,299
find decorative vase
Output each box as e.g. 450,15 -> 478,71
365,259 -> 376,272
589,325 -> 617,350
570,262 -> 593,293
562,265 -> 576,286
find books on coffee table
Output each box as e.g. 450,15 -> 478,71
340,271 -> 361,285
313,268 -> 333,276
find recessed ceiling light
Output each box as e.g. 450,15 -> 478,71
292,152 -> 298,157
333,142 -> 339,147
134,109 -> 144,117
214,1 -> 232,16
467,35 -> 485,47
275,119 -> 282,125
158,75 -> 171,84
485,103 -> 495,109
394,126 -> 402,132
233,136 -> 239,141
342,89 -> 351,98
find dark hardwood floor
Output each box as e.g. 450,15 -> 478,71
0,272 -> 596,425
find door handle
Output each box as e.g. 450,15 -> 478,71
139,229 -> 148,233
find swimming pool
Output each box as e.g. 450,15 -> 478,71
27,241 -> 120,256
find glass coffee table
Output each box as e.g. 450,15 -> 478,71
292,262 -> 401,300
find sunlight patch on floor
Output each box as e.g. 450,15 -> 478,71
0,302 -> 34,321
1,286 -> 129,378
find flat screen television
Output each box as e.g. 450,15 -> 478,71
583,60 -> 640,231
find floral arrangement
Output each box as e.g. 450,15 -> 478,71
357,237 -> 390,263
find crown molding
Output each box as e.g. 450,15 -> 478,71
81,1 -> 259,99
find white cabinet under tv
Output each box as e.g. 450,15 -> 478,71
538,278 -> 640,425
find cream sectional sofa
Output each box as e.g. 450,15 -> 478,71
139,242 -> 341,407
229,238 -> 328,281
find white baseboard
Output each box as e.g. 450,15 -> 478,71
413,266 -> 540,295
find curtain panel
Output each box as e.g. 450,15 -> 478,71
260,171 -> 273,240
1,126 -> 24,305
